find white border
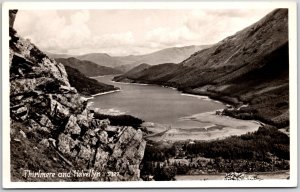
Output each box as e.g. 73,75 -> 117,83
2,1 -> 297,188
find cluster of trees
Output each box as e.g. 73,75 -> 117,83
141,125 -> 290,181
93,112 -> 144,129
141,156 -> 289,181
184,126 -> 289,160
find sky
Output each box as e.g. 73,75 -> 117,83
14,8 -> 274,56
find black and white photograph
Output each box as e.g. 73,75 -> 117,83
2,1 -> 297,188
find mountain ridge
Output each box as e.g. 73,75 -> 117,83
46,45 -> 210,72
55,57 -> 122,77
114,8 -> 289,128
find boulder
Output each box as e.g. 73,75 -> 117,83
28,119 -> 50,133
111,127 -> 137,159
77,144 -> 93,161
38,114 -> 54,130
59,85 -> 77,94
49,97 -> 70,120
11,105 -> 28,120
64,115 -> 81,135
57,133 -> 78,157
39,138 -> 50,148
94,147 -> 109,171
96,131 -> 108,144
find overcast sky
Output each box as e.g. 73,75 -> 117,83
14,9 -> 274,56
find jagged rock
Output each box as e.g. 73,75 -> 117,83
90,119 -> 110,129
11,105 -> 28,120
54,93 -> 86,114
57,133 -> 79,157
39,58 -> 70,87
76,113 -> 89,128
96,131 -> 108,144
64,115 -> 81,135
90,137 -> 98,146
36,114 -> 54,130
28,119 -> 41,130
10,77 -> 55,96
77,145 -> 93,161
105,126 -> 119,133
59,85 -> 77,94
19,130 -> 26,138
94,147 -> 109,171
9,15 -> 146,181
111,127 -> 137,159
49,97 -> 70,120
39,139 -> 50,148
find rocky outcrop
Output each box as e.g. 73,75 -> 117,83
9,12 -> 146,181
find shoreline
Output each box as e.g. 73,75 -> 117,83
89,75 -> 105,78
92,78 -> 264,141
114,78 -> 230,105
82,89 -> 121,101
89,74 -> 122,78
92,89 -> 121,97
143,110 -> 260,142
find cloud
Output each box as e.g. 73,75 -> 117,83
14,9 -> 274,56
15,10 -> 92,53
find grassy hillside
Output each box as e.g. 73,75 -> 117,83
56,57 -> 122,77
64,65 -> 118,96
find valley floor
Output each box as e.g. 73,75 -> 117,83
142,110 -> 260,142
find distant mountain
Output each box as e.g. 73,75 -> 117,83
114,63 -> 179,83
64,65 -> 118,96
116,45 -> 210,66
45,52 -> 74,59
47,45 -> 209,72
76,53 -> 122,68
120,63 -> 151,77
114,9 -> 289,128
56,57 -> 122,77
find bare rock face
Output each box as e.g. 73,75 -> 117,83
9,11 -> 146,181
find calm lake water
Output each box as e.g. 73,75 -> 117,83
91,75 -> 224,129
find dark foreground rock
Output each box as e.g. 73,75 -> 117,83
9,12 -> 146,181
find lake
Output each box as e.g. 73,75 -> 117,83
90,75 -> 224,129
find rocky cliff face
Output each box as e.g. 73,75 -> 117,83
9,10 -> 146,181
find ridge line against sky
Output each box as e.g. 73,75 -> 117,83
15,8 -> 274,56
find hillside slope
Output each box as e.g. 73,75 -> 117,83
9,10 -> 145,181
56,57 -> 122,77
64,65 -> 118,96
76,53 -> 121,68
114,9 -> 289,128
48,45 -> 209,72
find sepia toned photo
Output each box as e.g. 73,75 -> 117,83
2,1 -> 297,188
